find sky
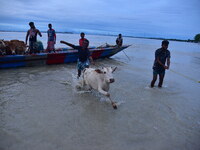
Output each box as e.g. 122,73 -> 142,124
0,0 -> 200,39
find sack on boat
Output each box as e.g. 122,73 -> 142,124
36,41 -> 44,52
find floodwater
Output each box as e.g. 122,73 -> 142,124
0,32 -> 200,150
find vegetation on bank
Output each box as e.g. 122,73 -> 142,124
194,34 -> 200,43
126,33 -> 200,43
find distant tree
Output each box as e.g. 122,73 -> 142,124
194,34 -> 200,42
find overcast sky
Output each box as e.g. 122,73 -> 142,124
0,0 -> 199,39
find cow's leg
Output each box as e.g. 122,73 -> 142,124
81,79 -> 91,90
98,87 -> 117,109
109,97 -> 117,109
98,87 -> 109,96
77,69 -> 81,78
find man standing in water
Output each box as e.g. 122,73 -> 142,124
25,22 -> 42,54
46,23 -> 56,53
60,39 -> 93,78
150,40 -> 171,88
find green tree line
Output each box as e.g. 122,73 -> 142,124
194,33 -> 200,42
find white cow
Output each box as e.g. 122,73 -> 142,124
82,66 -> 117,109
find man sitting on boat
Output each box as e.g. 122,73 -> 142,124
116,34 -> 123,47
60,39 -> 94,78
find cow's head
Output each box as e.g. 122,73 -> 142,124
95,67 -> 117,83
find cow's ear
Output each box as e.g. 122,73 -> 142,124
112,67 -> 117,73
95,69 -> 103,74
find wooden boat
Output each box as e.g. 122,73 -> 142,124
0,45 -> 130,69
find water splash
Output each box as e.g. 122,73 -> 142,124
59,80 -> 71,85
115,100 -> 125,106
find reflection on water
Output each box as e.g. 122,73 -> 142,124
0,32 -> 200,150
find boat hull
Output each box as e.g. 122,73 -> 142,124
0,45 -> 129,69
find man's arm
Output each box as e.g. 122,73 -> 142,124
25,30 -> 29,45
38,30 -> 42,37
155,50 -> 167,69
156,57 -> 165,67
54,30 -> 56,44
47,30 -> 49,44
167,51 -> 171,69
60,41 -> 75,48
47,30 -> 49,38
156,57 -> 169,69
166,57 -> 170,69
116,38 -> 119,45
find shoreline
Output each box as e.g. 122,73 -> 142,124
0,30 -> 198,43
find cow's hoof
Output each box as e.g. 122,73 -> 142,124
112,103 -> 117,109
113,105 -> 117,109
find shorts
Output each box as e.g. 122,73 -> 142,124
77,59 -> 90,71
153,69 -> 165,76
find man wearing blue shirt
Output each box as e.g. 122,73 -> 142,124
60,39 -> 93,78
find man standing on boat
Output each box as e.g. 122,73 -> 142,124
60,39 -> 94,78
25,22 -> 42,54
46,23 -> 56,53
79,32 -> 87,47
150,40 -> 171,88
116,34 -> 123,47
